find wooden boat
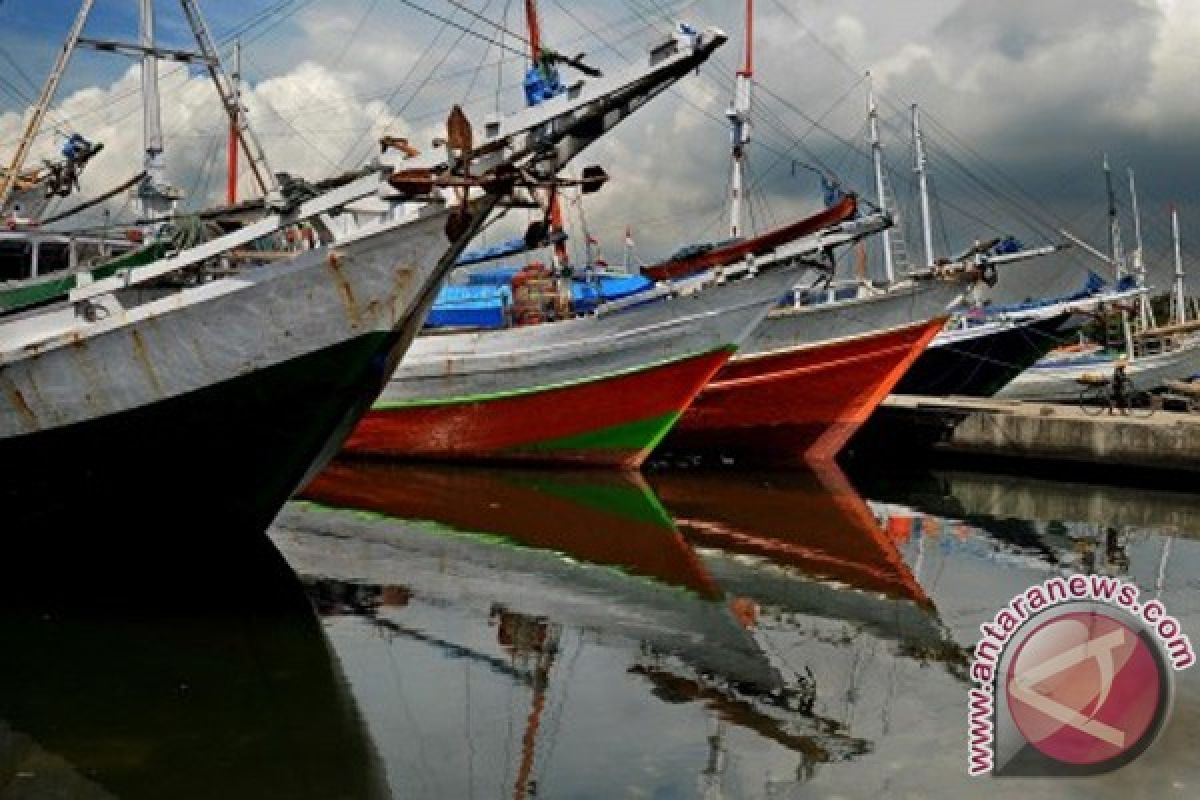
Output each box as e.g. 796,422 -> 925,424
652,24 -> 1060,467
1,4 -> 727,532
1001,170 -> 1200,401
639,194 -> 858,282
894,310 -> 1073,397
997,335 -> 1200,402
661,278 -> 960,465
345,258 -> 812,468
897,275 -> 1142,398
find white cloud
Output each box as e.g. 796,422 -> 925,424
2,0 -> 1196,293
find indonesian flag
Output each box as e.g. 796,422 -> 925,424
624,226 -> 634,248
586,233 -> 599,246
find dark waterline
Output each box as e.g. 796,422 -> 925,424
2,461 -> 1196,798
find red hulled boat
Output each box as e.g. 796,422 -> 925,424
640,195 -> 858,282
660,280 -> 959,466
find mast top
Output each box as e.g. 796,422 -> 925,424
738,0 -> 753,77
524,0 -> 542,62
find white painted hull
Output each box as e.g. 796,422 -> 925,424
0,210 -> 454,439
381,264 -> 813,404
997,336 -> 1200,402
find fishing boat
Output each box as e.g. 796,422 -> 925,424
345,255 -> 814,468
892,271 -> 1136,397
999,196 -> 1200,402
662,277 -> 958,465
344,7 -> 848,469
0,2 -> 727,532
657,75 -> 1056,465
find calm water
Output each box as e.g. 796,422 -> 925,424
1,462 -> 1197,798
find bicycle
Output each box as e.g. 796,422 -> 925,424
1077,376 -> 1155,418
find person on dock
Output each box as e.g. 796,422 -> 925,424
1109,355 -> 1131,415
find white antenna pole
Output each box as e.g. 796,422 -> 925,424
727,0 -> 752,239
0,0 -> 96,214
867,72 -> 894,283
912,104 -> 935,267
1172,205 -> 1187,325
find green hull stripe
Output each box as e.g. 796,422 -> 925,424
509,475 -> 677,528
373,344 -> 735,410
512,410 -> 682,456
1,242 -> 167,313
293,502 -> 701,598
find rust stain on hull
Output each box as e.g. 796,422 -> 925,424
130,329 -> 165,398
390,263 -> 415,326
5,384 -> 39,430
326,252 -> 362,328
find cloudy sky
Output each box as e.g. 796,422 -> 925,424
1,0 -> 1197,297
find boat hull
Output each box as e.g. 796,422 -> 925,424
344,346 -> 733,468
661,282 -> 958,466
895,312 -> 1072,397
1,210 -> 462,534
997,336 -> 1200,402
345,263 -> 809,468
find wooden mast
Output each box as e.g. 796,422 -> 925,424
728,0 -> 753,239
524,0 -> 542,61
1104,156 -> 1135,356
227,40 -> 241,205
866,72 -> 895,283
1172,205 -> 1187,326
911,104 -> 935,268
524,0 -> 569,266
0,0 -> 96,215
1127,168 -> 1155,328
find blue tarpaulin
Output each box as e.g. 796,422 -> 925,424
425,271 -> 655,329
571,274 -> 654,312
466,267 -> 521,287
425,285 -> 512,329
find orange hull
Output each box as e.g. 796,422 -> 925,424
664,317 -> 945,466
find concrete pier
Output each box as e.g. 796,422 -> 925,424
879,395 -> 1200,474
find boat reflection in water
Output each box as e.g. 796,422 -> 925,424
648,467 -> 965,672
0,531 -> 387,800
279,460 -> 964,796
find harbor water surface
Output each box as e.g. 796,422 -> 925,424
2,463 -> 1197,799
